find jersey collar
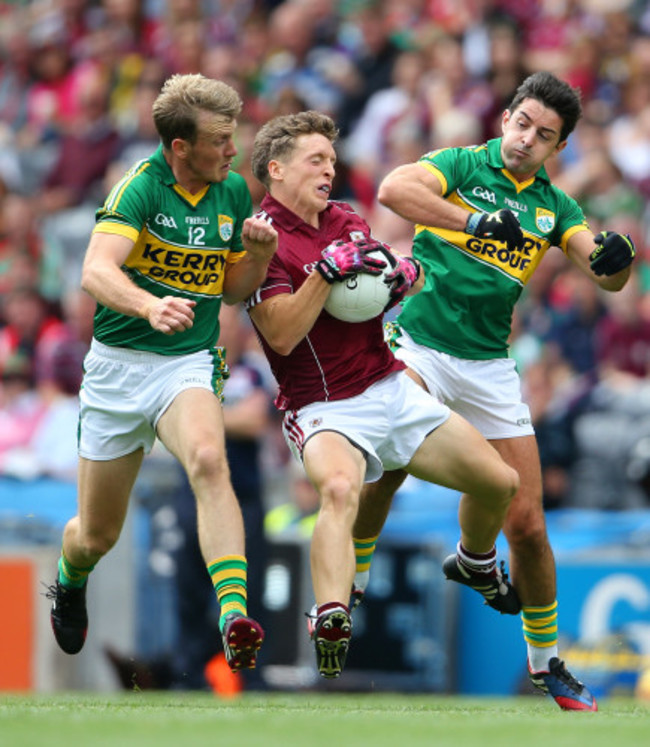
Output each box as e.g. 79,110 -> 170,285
487,137 -> 550,186
148,144 -> 177,186
148,144 -> 212,206
260,193 -> 332,232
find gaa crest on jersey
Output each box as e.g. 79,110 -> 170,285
309,418 -> 323,427
535,208 -> 555,234
218,214 -> 234,241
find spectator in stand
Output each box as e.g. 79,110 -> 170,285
335,0 -> 402,137
163,19 -> 205,76
151,0 -> 205,70
265,459 -> 319,539
596,274 -> 650,383
0,339 -> 84,482
59,289 -> 96,352
99,0 -> 158,58
0,193 -> 44,297
35,67 -> 124,293
19,19 -> 84,150
607,76 -> 650,199
36,67 -> 123,216
0,285 -> 68,373
481,18 -> 527,139
52,0 -> 95,60
369,104 -> 483,258
544,267 -> 609,378
522,354 -> 588,511
554,121 -> 645,228
258,0 -> 344,117
0,12 -> 34,141
0,352 -> 42,476
104,67 -> 165,190
343,49 -> 429,212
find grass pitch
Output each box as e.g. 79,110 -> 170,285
1,692 -> 649,747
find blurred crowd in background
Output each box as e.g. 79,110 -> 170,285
2,0 -> 650,513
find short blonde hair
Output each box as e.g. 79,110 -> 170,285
152,74 -> 242,149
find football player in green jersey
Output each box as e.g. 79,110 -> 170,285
353,71 -> 635,710
46,74 -> 277,673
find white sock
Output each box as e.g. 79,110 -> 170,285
353,569 -> 369,592
457,541 -> 496,575
528,644 -> 559,673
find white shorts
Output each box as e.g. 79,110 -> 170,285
393,329 -> 534,439
78,339 -> 227,460
282,370 -> 451,482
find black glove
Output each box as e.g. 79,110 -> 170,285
465,209 -> 524,252
315,239 -> 386,284
589,231 -> 636,276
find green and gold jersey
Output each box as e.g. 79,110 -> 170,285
397,138 -> 589,359
91,145 -> 252,355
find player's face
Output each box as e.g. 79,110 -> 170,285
270,133 -> 336,226
500,98 -> 567,181
175,112 -> 238,191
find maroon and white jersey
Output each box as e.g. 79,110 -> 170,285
247,194 -> 404,411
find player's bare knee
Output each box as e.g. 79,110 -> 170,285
502,464 -> 520,501
483,463 -> 519,513
78,529 -> 119,559
505,513 -> 548,551
185,442 -> 230,486
319,473 -> 360,518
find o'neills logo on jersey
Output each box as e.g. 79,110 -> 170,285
219,215 -> 234,241
535,208 -> 555,234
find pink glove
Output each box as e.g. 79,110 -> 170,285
384,255 -> 421,310
315,239 -> 386,284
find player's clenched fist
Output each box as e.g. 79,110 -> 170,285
466,208 -> 524,252
589,231 -> 636,276
142,296 -> 196,335
242,216 -> 278,263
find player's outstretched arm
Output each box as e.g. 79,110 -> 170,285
567,229 -> 635,292
590,231 -> 635,277
223,216 -> 278,304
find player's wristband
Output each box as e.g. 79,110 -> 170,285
465,212 -> 483,235
315,258 -> 338,284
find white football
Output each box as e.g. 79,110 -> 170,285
323,246 -> 396,323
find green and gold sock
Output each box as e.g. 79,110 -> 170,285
522,601 -> 559,672
353,534 -> 379,591
209,554 -> 248,633
57,551 -> 95,589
